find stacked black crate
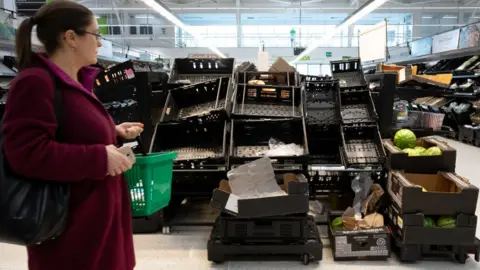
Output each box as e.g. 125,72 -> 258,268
230,71 -> 308,172
302,76 -> 346,201
151,58 -> 235,198
385,139 -> 480,263
206,70 -> 322,265
94,60 -> 168,154
327,58 -> 390,261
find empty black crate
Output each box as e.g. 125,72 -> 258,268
338,90 -> 378,125
160,78 -> 231,124
304,80 -> 340,126
103,100 -> 139,124
301,75 -> 332,83
229,119 -> 308,167
151,121 -> 227,169
232,84 -> 302,119
236,71 -> 299,87
215,214 -> 311,243
306,125 -> 342,165
331,58 -> 367,89
328,214 -> 391,261
169,58 -> 235,84
387,203 -> 477,246
340,124 -> 386,168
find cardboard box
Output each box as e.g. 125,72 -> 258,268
387,171 -> 479,216
328,214 -> 390,261
383,137 -> 456,173
387,203 -> 477,245
210,173 -> 309,218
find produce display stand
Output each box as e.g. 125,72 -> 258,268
94,55 -> 480,266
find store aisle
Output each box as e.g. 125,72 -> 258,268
2,137 -> 480,270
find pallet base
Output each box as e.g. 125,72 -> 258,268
393,235 -> 480,264
207,216 -> 323,265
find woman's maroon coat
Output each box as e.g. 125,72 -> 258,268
2,54 -> 135,270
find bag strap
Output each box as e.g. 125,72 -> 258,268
48,72 -> 64,140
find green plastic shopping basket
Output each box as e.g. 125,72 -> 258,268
125,152 -> 178,217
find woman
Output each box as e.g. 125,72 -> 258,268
3,1 -> 140,269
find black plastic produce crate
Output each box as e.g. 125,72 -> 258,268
229,119 -> 308,168
304,80 -> 340,126
236,71 -> 299,87
208,215 -> 323,265
94,60 -> 136,94
151,121 -> 228,169
340,124 -> 386,168
103,99 -> 139,125
338,90 -> 378,125
171,171 -> 226,197
393,233 -> 480,263
328,213 -> 391,261
160,78 -> 232,124
168,58 -> 235,84
306,125 -> 342,165
300,75 -> 333,83
459,125 -> 476,144
232,84 -> 302,119
214,214 -> 312,244
475,129 -> 480,147
387,171 -> 479,216
330,58 -> 367,89
387,203 -> 477,246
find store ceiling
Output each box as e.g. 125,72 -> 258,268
87,0 -> 476,10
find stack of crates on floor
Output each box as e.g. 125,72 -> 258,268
384,136 -> 480,263
230,70 -> 308,172
302,76 -> 345,198
208,173 -> 323,265
150,58 -> 235,198
205,68 -> 323,264
326,58 -> 390,261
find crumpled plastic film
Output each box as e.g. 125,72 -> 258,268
351,172 -> 374,220
257,137 -> 304,157
227,157 -> 286,199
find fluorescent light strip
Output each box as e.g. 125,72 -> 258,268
422,16 -> 433,19
127,0 -> 227,57
443,16 -> 458,19
290,0 -> 388,64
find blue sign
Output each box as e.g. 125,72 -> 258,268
411,37 -> 433,57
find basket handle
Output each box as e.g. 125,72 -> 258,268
136,136 -> 148,156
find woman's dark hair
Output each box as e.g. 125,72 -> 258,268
15,0 -> 94,69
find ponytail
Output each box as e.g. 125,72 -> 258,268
15,17 -> 36,70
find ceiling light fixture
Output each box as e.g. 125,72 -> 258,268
139,0 -> 226,58
443,16 -> 458,19
422,16 -> 433,19
290,0 -> 388,64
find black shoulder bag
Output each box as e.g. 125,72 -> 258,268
0,74 -> 70,246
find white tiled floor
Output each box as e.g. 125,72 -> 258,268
2,137 -> 480,270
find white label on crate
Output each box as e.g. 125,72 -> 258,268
397,216 -> 404,229
225,194 -> 239,214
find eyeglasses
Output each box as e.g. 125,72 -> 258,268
78,30 -> 103,41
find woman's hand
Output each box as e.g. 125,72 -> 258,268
116,122 -> 144,140
106,145 -> 132,176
